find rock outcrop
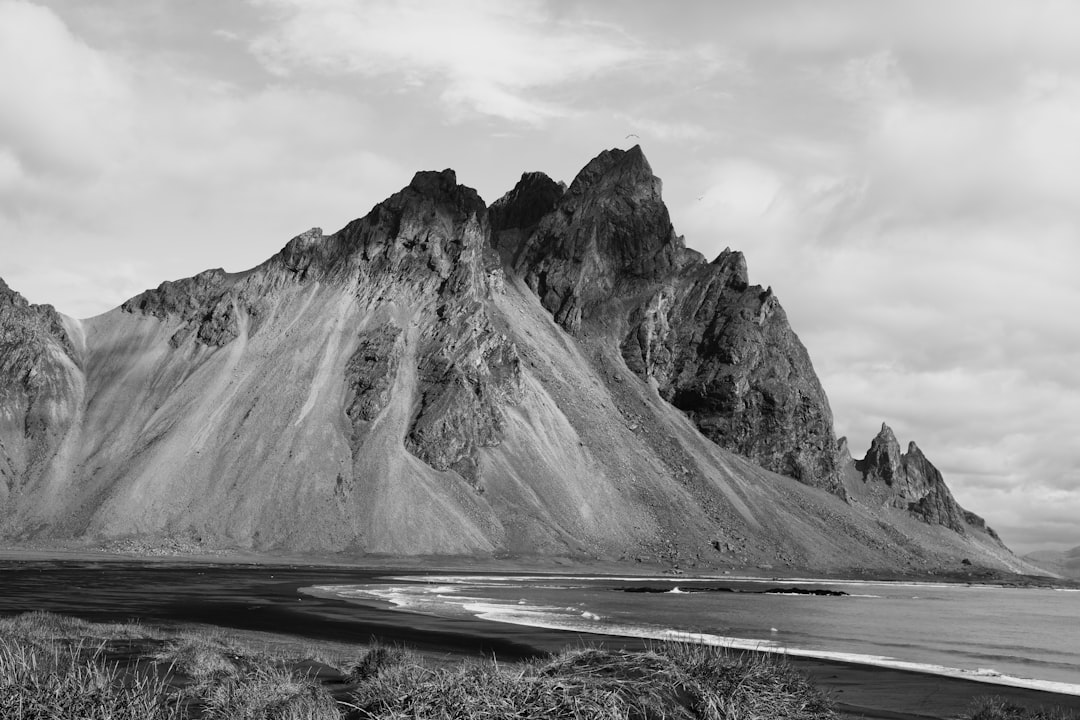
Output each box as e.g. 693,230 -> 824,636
853,423 -> 997,537
122,268 -> 240,348
0,279 -> 81,502
491,147 -> 841,492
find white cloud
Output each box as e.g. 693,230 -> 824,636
613,113 -> 713,143
680,159 -> 792,244
248,0 -> 641,124
725,1 -> 1080,70
0,0 -> 132,178
0,147 -> 21,190
0,1 -> 405,316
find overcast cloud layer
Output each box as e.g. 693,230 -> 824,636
1,0 -> 1076,554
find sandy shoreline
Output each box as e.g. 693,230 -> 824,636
0,549 -> 1075,720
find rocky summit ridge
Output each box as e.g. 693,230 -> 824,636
0,147 -> 1030,574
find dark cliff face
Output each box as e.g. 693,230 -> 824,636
492,148 -> 842,492
492,146 -> 691,333
0,280 -> 79,498
620,256 -> 841,492
855,423 -> 998,537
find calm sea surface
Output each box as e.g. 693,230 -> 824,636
309,574 -> 1080,695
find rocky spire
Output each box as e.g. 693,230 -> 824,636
859,423 -> 904,487
855,423 -> 983,534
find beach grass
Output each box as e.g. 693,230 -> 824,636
2,611 -> 1077,720
0,637 -> 178,720
348,643 -> 836,719
966,696 -> 1080,720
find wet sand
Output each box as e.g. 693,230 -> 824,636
0,557 -> 1076,720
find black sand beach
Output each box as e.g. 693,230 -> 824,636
1,557 -> 1076,720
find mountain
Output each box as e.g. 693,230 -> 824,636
1024,546 -> 1080,579
0,147 -> 1029,573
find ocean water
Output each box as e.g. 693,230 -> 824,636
306,574 -> 1080,695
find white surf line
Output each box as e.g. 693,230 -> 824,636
304,582 -> 1080,697
458,601 -> 1080,698
380,573 -> 964,591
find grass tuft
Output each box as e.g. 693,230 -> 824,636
0,611 -> 149,643
346,640 -> 411,682
0,637 -> 178,720
201,664 -> 339,720
966,696 -> 1080,720
153,634 -> 240,682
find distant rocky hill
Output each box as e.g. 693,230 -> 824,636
0,147 -> 1030,573
840,424 -> 998,538
1025,546 -> 1080,579
830,425 -> 1032,573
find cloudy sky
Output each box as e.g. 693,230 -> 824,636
2,1 -> 1077,554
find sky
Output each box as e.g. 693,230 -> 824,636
1,0 -> 1077,555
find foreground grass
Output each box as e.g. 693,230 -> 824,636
966,696 -> 1080,720
347,642 -> 835,720
1,612 -> 1076,720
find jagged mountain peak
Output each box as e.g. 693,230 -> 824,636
407,167 -> 458,191
852,422 -> 998,538
875,421 -> 898,442
567,145 -> 660,202
709,248 -> 750,289
494,146 -> 684,333
862,424 -> 928,471
1,277 -> 50,319
0,277 -> 73,360
274,168 -> 486,276
489,171 -> 566,240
